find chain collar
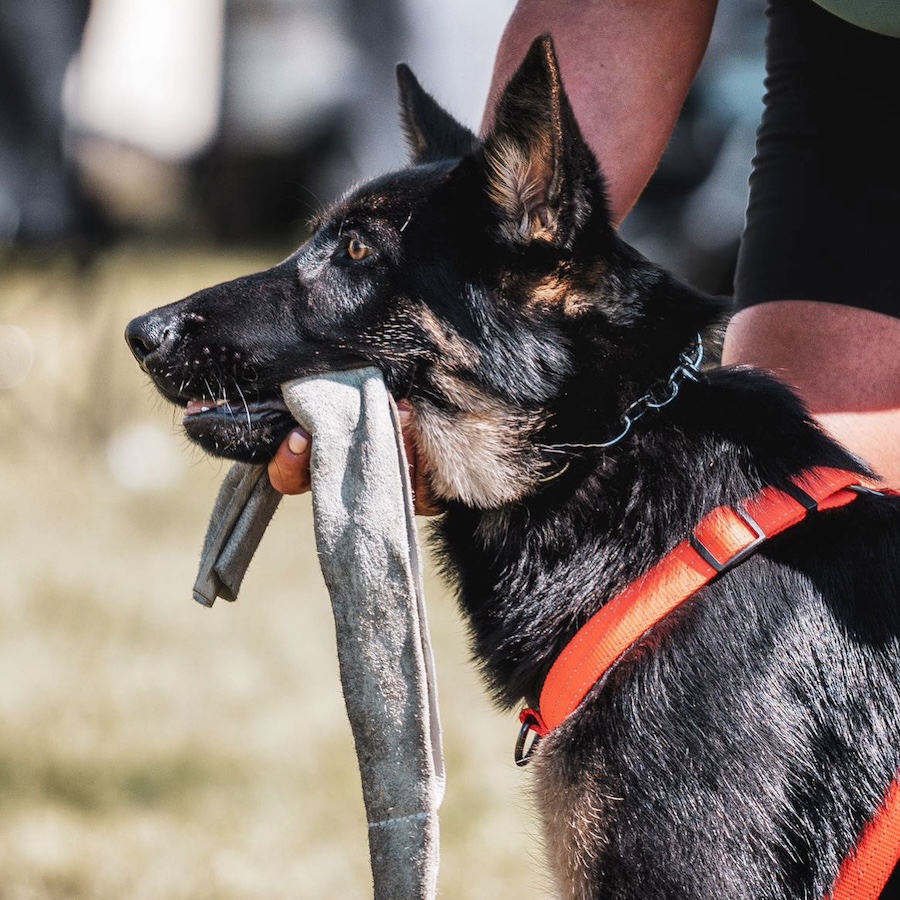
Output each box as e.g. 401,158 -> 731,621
544,334 -> 704,453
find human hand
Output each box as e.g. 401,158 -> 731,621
267,400 -> 439,515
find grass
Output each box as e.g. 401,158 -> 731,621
0,242 -> 543,898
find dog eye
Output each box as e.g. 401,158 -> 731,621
347,235 -> 372,261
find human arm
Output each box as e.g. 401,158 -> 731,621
483,0 -> 718,224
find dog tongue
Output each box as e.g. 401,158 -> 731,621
185,400 -> 214,417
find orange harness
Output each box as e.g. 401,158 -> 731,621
517,467 -> 900,900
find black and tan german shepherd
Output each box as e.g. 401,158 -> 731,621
126,36 -> 900,900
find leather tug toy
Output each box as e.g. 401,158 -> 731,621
194,367 -> 443,900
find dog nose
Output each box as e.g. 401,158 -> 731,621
125,313 -> 171,364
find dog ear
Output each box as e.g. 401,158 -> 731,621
482,35 -> 603,247
396,64 -> 479,164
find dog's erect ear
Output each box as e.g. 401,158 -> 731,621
396,64 -> 479,164
483,35 -> 603,247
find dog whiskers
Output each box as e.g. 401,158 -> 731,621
539,445 -> 579,456
201,377 -> 222,413
233,380 -> 253,432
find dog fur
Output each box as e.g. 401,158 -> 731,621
126,37 -> 900,900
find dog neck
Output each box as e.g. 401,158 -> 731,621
541,333 -> 705,454
434,365 -> 869,710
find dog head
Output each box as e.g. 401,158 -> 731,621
125,36 -> 728,509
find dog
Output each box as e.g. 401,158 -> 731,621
126,36 -> 900,900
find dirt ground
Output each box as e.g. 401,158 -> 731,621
0,243 -> 542,899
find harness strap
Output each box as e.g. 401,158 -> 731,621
517,465 -> 900,900
829,778 -> 900,900
522,466 -> 874,738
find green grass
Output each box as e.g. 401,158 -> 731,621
0,244 -> 541,898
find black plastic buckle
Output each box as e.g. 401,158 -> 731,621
780,481 -> 819,513
689,505 -> 767,575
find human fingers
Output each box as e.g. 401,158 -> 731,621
267,427 -> 311,494
398,402 -> 440,516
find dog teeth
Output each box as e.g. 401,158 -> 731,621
185,399 -> 228,416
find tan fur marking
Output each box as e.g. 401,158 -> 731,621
532,746 -> 614,900
543,38 -> 566,207
527,276 -> 592,318
429,368 -> 514,413
410,306 -> 551,506
529,276 -> 569,309
485,137 -> 558,244
485,138 -> 541,218
412,377 -> 546,508
412,307 -> 482,367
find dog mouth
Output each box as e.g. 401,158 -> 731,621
182,394 -> 290,422
180,391 -> 297,463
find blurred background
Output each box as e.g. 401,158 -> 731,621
0,0 -> 764,896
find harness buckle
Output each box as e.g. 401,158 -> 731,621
515,709 -> 546,767
689,504 -> 767,575
779,480 -> 820,513
846,483 -> 886,498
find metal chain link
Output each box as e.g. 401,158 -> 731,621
546,334 -> 704,452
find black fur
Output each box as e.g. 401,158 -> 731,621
126,36 -> 900,899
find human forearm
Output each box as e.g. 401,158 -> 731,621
483,0 -> 718,224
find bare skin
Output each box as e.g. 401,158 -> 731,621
481,0 -> 718,226
268,401 -> 441,514
723,303 -> 900,487
270,0 -> 900,499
